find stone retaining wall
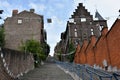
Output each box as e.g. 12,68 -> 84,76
0,48 -> 34,79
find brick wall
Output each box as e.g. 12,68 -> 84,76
0,48 -> 34,79
74,18 -> 120,70
94,27 -> 110,67
79,40 -> 88,64
86,35 -> 96,66
107,19 -> 120,68
74,44 -> 81,63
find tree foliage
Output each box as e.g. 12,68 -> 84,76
41,42 -> 50,57
67,42 -> 75,62
0,28 -> 5,47
20,39 -> 47,61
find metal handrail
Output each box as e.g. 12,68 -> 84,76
86,66 -> 112,80
56,61 -> 114,80
113,72 -> 120,80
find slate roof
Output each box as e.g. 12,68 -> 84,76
95,10 -> 105,20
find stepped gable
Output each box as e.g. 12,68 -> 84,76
71,3 -> 93,19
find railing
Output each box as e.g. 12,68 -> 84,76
56,61 -> 91,80
56,61 -> 120,80
86,65 -> 112,80
113,72 -> 120,80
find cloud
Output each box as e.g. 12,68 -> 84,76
73,0 -> 120,28
0,0 -> 26,21
29,2 -> 46,13
45,16 -> 66,56
55,3 -> 64,9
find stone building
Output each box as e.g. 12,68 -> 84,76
55,3 -> 107,61
74,16 -> 120,70
54,3 -> 107,61
4,9 -> 47,50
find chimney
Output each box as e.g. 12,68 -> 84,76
30,9 -> 35,13
101,27 -> 108,36
12,10 -> 18,16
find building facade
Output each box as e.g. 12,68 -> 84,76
4,9 -> 47,50
74,16 -> 120,70
54,3 -> 107,61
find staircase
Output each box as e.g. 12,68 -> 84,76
18,62 -> 73,80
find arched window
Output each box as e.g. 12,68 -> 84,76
91,28 -> 94,35
74,28 -> 77,37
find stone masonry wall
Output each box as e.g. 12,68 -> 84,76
0,48 -> 34,79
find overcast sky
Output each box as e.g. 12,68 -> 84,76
0,0 -> 120,56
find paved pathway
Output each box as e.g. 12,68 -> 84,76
19,62 -> 74,80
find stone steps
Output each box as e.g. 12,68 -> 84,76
19,63 -> 74,80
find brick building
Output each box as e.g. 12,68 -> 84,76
54,3 -> 107,61
4,9 -> 47,50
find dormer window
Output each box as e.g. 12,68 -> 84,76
81,18 -> 86,22
18,19 -> 22,24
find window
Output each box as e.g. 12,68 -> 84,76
75,32 -> 77,37
84,36 -> 87,38
18,19 -> 22,24
81,18 -> 86,22
99,25 -> 104,31
74,28 -> 77,31
69,18 -> 74,23
74,40 -> 78,45
74,28 -> 77,37
90,21 -> 92,25
91,28 -> 94,35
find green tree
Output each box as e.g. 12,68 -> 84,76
67,42 -> 75,62
0,28 -> 5,47
41,42 -> 50,57
20,39 -> 48,67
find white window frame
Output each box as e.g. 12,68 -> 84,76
74,28 -> 77,37
18,19 -> 22,24
69,18 -> 74,23
81,18 -> 86,22
75,32 -> 78,37
91,28 -> 94,35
